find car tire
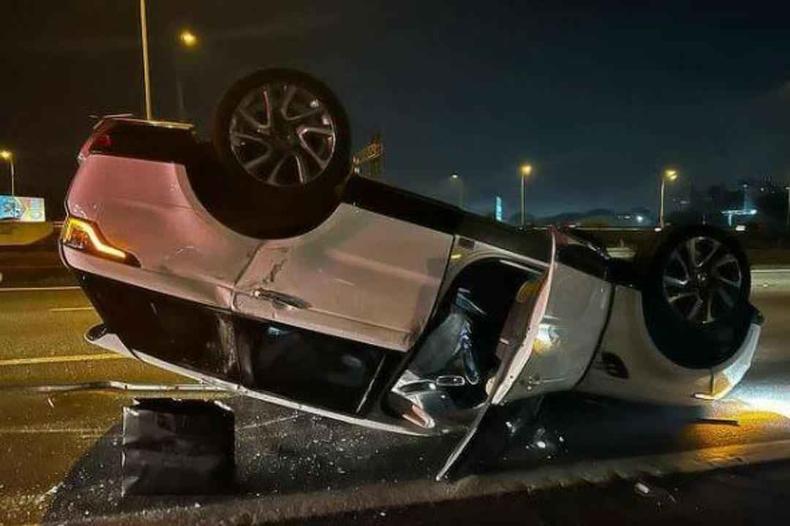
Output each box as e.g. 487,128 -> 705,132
212,68 -> 351,238
642,225 -> 752,368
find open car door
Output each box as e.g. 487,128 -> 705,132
435,250 -> 554,479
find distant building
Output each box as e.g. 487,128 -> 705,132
353,132 -> 384,179
495,196 -> 503,222
537,208 -> 654,228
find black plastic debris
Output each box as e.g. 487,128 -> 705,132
122,398 -> 235,495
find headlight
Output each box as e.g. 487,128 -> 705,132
60,217 -> 140,267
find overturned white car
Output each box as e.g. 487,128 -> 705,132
60,69 -> 761,474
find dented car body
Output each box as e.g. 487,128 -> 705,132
61,70 -> 761,472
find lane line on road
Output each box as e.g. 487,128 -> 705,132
49,306 -> 94,313
0,286 -> 80,292
0,353 -> 123,367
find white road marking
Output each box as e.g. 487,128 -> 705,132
0,286 -> 81,292
0,353 -> 123,367
49,306 -> 94,313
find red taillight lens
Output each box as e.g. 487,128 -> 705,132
90,133 -> 112,152
77,120 -> 115,163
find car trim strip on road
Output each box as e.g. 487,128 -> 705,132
0,353 -> 123,367
0,286 -> 81,292
0,381 -> 222,394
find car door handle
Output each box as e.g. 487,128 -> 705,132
251,288 -> 311,310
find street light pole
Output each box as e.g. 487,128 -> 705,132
450,173 -> 463,208
659,169 -> 678,228
785,186 -> 790,231
139,0 -> 153,119
520,175 -> 525,227
0,150 -> 14,196
519,163 -> 532,228
8,157 -> 13,196
175,30 -> 198,122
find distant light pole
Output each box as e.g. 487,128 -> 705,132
450,173 -> 464,208
519,163 -> 533,228
139,0 -> 153,119
659,169 -> 678,228
175,29 -> 199,121
785,185 -> 790,230
0,150 -> 14,196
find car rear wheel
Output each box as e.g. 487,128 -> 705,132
212,69 -> 351,238
642,226 -> 752,368
661,235 -> 746,325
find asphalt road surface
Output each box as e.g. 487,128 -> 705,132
0,272 -> 789,525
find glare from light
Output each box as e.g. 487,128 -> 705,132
664,169 -> 678,181
533,321 -> 559,354
520,163 -> 533,177
636,215 -> 644,223
735,225 -> 747,232
451,173 -> 459,179
179,30 -> 198,48
0,150 -> 12,160
738,388 -> 790,419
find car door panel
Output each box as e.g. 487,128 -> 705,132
233,204 -> 454,351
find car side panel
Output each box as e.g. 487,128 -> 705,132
577,285 -> 715,404
577,284 -> 760,404
64,154 -> 259,308
233,204 -> 454,352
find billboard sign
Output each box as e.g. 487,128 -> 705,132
0,195 -> 46,222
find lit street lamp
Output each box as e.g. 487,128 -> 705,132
450,173 -> 464,208
179,30 -> 198,48
0,150 -> 15,196
659,168 -> 678,228
519,163 -> 533,228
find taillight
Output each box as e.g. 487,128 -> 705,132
78,122 -> 118,163
76,118 -> 195,164
61,217 -> 140,267
90,132 -> 112,152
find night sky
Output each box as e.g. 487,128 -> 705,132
1,0 -> 789,220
